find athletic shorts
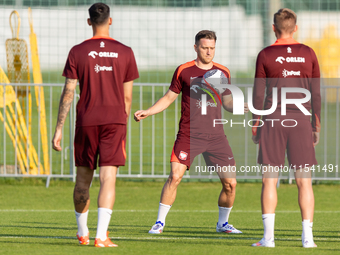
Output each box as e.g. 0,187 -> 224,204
171,132 -> 235,170
74,124 -> 126,170
258,118 -> 317,169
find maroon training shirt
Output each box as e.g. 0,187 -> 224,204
63,36 -> 139,127
169,60 -> 231,135
253,38 -> 321,133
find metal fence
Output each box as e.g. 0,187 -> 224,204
1,83 -> 339,186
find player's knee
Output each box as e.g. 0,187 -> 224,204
99,174 -> 116,186
229,179 -> 237,190
262,178 -> 277,187
75,168 -> 94,187
222,179 -> 237,193
222,184 -> 233,194
295,178 -> 312,189
74,182 -> 90,196
168,173 -> 183,186
75,176 -> 92,188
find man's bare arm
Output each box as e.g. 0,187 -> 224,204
123,80 -> 134,120
222,94 -> 233,112
52,78 -> 77,151
56,78 -> 77,129
134,89 -> 179,122
222,94 -> 249,113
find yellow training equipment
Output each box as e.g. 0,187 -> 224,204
0,66 -> 43,174
2,10 -> 45,175
29,7 -> 50,174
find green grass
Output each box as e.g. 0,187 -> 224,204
0,180 -> 339,254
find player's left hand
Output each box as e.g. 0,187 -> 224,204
52,129 -> 63,151
252,135 -> 259,144
244,102 -> 249,113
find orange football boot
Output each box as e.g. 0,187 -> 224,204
94,232 -> 118,247
77,232 -> 90,245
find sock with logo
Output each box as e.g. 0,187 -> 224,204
75,210 -> 89,237
218,206 -> 232,227
262,213 -> 275,241
156,203 -> 171,225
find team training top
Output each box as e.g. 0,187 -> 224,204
169,60 -> 231,135
63,36 -> 139,127
252,37 -> 321,133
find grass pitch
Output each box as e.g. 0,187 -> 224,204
0,179 -> 339,254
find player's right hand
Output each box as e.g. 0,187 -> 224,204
134,110 -> 150,122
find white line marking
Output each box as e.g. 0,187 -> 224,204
0,235 -> 339,242
0,209 -> 339,213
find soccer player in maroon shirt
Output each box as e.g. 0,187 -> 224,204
52,3 -> 139,247
251,8 -> 321,248
135,30 -> 248,235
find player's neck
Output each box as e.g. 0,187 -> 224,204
92,26 -> 110,37
194,59 -> 213,70
275,32 -> 294,40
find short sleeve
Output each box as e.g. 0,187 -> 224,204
169,67 -> 182,94
62,47 -> 78,79
310,48 -> 320,79
124,48 -> 139,82
255,50 -> 267,78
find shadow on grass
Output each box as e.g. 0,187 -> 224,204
0,224 -> 73,231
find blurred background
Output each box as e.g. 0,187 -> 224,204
1,0 -> 340,82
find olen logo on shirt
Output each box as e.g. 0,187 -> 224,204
275,56 -> 305,64
88,51 -> 118,59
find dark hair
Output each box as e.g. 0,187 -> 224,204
274,8 -> 297,35
195,30 -> 217,45
88,3 -> 110,26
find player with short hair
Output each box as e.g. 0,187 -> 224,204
135,30 -> 248,235
251,8 -> 321,248
52,2 -> 139,247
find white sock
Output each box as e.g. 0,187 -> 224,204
96,207 -> 112,241
262,213 -> 275,241
302,219 -> 313,240
156,203 -> 171,225
75,210 -> 89,237
218,206 -> 232,227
